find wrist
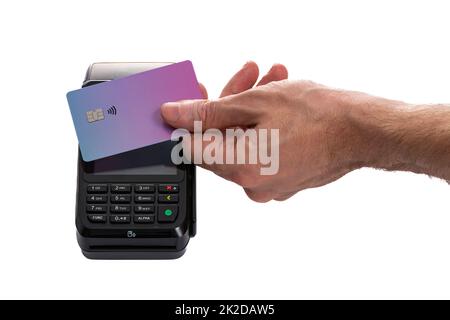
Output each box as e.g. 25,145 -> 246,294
310,84 -> 449,181
337,92 -> 409,171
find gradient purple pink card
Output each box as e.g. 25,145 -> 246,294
66,61 -> 202,161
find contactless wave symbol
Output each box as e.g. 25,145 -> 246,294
107,105 -> 117,115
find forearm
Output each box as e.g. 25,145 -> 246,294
346,97 -> 450,181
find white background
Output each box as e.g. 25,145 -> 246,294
0,0 -> 449,299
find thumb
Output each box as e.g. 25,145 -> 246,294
161,97 -> 259,131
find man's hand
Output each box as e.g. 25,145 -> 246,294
162,63 -> 450,202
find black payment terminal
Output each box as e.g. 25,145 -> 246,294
75,62 -> 196,259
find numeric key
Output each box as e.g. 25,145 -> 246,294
87,184 -> 107,193
110,205 -> 131,213
86,205 -> 107,213
135,184 -> 155,193
135,195 -> 155,203
110,215 -> 131,224
111,195 -> 131,203
134,205 -> 154,213
86,195 -> 108,203
111,184 -> 131,193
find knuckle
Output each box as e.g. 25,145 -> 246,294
274,194 -> 293,201
245,82 -> 290,108
194,100 -> 217,126
302,87 -> 331,111
264,78 -> 288,91
295,79 -> 318,89
239,88 -> 267,104
231,169 -> 259,188
244,188 -> 272,203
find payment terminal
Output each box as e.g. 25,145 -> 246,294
75,62 -> 196,259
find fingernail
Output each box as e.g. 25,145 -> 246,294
161,102 -> 180,122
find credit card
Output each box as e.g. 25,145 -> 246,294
66,60 -> 202,161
